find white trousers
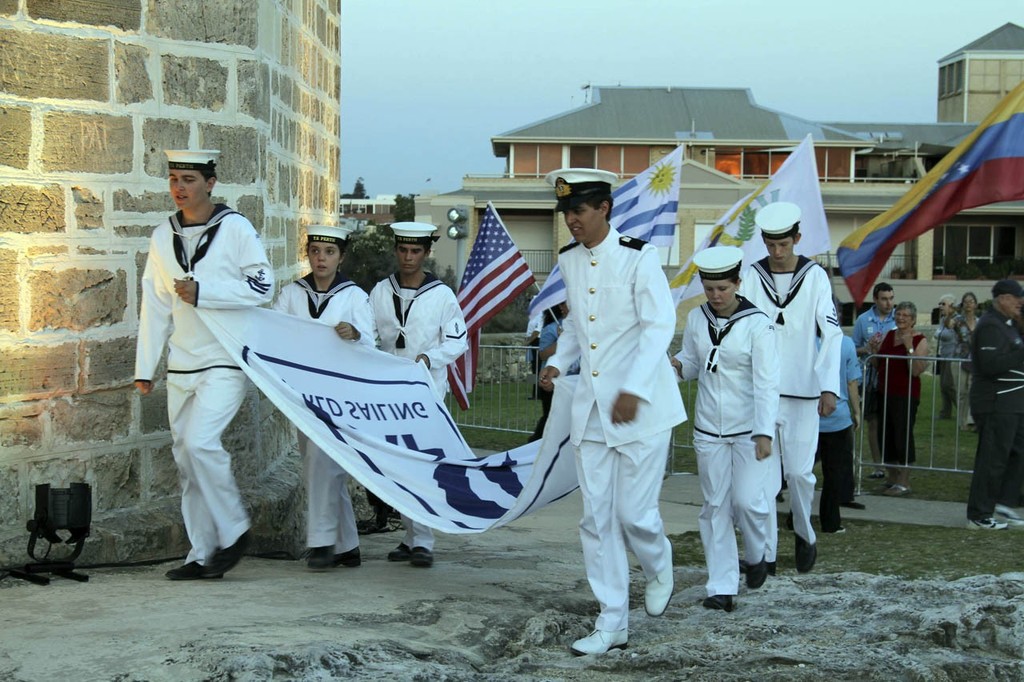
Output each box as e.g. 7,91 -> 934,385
765,397 -> 818,561
167,369 -> 250,566
400,517 -> 434,551
576,428 -> 673,632
303,436 -> 359,553
695,434 -> 772,597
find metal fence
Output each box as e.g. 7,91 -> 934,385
446,344 -> 978,483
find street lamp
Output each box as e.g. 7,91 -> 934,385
446,206 -> 468,239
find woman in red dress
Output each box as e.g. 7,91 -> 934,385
874,301 -> 929,496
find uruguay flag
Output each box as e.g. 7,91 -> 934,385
838,81 -> 1024,305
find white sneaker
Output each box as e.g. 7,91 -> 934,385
644,566 -> 674,617
994,504 -> 1024,526
967,517 -> 1008,530
570,629 -> 628,656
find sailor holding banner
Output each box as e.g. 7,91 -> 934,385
369,222 -> 468,568
274,224 -> 376,571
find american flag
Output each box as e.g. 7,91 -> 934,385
448,202 -> 535,410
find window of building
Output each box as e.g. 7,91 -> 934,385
539,145 -> 562,174
569,145 -> 596,168
933,224 -> 1019,275
512,144 -> 539,176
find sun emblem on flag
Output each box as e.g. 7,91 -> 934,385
647,161 -> 676,195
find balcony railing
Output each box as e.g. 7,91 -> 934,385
522,249 -> 554,275
815,252 -> 919,280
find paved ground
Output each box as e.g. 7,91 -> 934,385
0,473 -> 976,681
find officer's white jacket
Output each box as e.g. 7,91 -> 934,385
273,273 -> 376,349
370,273 -> 468,396
678,298 -> 779,440
549,229 -> 686,447
738,256 -> 841,399
136,206 -> 274,380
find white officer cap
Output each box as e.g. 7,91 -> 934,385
306,224 -> 354,245
755,201 -> 802,238
165,149 -> 220,173
391,221 -> 439,245
544,168 -> 618,211
694,246 -> 744,280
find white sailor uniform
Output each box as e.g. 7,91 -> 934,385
677,297 -> 779,597
135,205 -> 274,566
738,256 -> 841,559
274,273 -> 376,555
548,229 -> 687,633
369,273 -> 468,550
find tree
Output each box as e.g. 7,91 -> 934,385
342,177 -> 368,199
341,225 -> 395,292
393,194 -> 416,222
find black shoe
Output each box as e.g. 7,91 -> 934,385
840,501 -> 866,510
746,557 -> 768,589
202,529 -> 251,576
795,535 -> 817,573
166,561 -> 223,581
410,546 -> 433,568
333,547 -> 361,568
785,511 -> 794,531
738,559 -> 749,574
307,546 -> 333,571
387,543 -> 412,562
767,561 -> 776,576
702,594 -> 735,612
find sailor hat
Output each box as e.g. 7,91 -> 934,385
307,224 -> 354,244
755,201 -> 802,238
165,149 -> 220,172
391,222 -> 439,245
544,168 -> 618,211
694,246 -> 744,280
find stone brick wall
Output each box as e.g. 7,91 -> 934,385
0,0 -> 342,565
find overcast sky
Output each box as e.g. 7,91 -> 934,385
340,0 -> 1023,197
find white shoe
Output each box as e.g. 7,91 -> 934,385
570,629 -> 628,656
994,504 -> 1024,526
644,566 -> 674,617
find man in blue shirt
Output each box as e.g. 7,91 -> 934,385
817,334 -> 862,531
851,283 -> 895,483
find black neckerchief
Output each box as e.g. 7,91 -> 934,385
170,204 -> 238,276
388,272 -> 443,349
751,255 -> 818,326
700,296 -> 764,373
295,273 -> 356,319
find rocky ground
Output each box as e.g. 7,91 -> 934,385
2,490 -> 1022,681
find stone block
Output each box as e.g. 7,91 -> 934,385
161,54 -> 227,112
50,390 -> 133,443
142,118 -> 190,178
0,30 -> 108,101
0,247 -> 16,331
73,186 -> 105,230
146,1 -> 257,49
135,249 -> 147,312
146,443 -> 179,500
113,189 -> 174,214
236,195 -> 264,234
89,448 -> 141,512
238,60 -> 270,123
26,245 -> 68,257
198,124 -> 261,184
0,402 -> 45,449
140,385 -> 169,435
83,336 -> 136,391
0,0 -> 15,15
0,106 -> 30,169
28,0 -> 141,30
0,184 -> 65,234
0,463 -> 18,527
115,41 -> 152,104
42,112 -> 133,173
114,223 -> 157,239
29,267 -> 127,331
0,343 -> 77,398
26,456 -> 88,491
